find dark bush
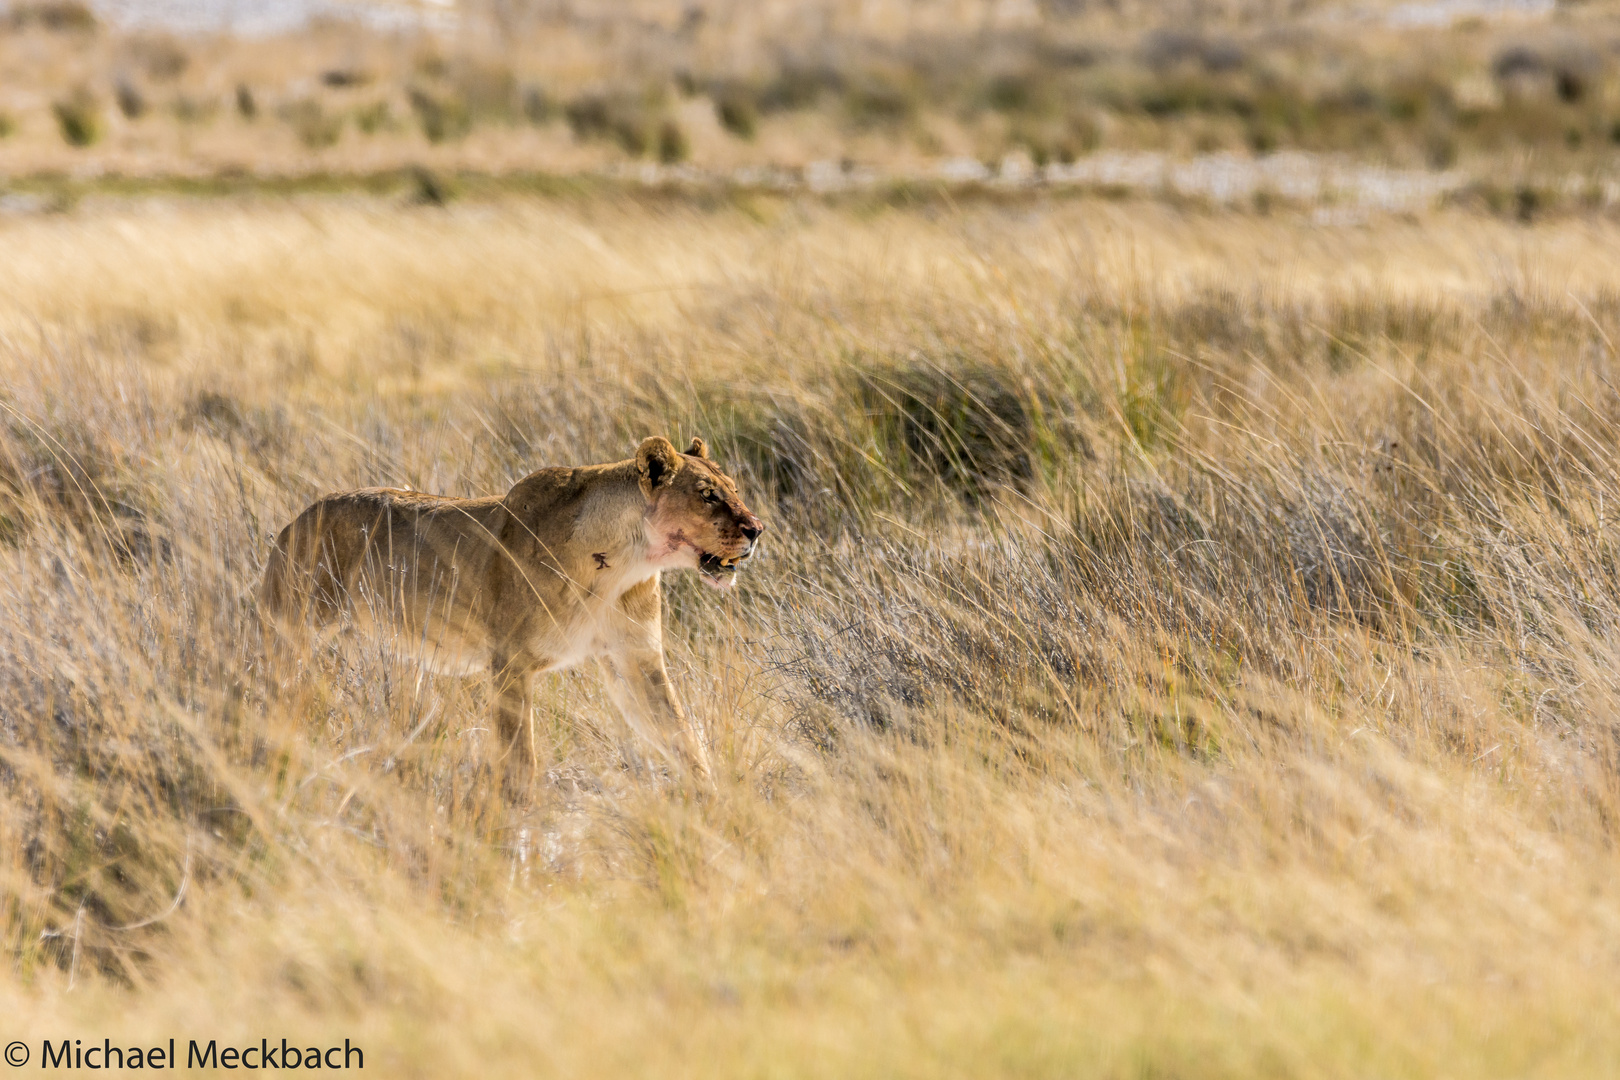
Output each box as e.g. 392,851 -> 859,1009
1514,185 -> 1541,223
715,90 -> 758,138
320,68 -> 372,89
115,79 -> 146,120
985,72 -> 1040,113
52,90 -> 101,147
1492,45 -> 1544,81
1555,70 -> 1586,104
614,116 -> 651,156
657,119 -> 689,163
564,92 -> 660,156
845,77 -> 918,129
1491,43 -> 1596,104
758,63 -> 842,112
564,93 -> 613,139
409,167 -> 451,207
1139,76 -> 1222,117
856,358 -> 1036,498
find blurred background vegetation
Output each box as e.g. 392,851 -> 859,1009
2,0 -> 1620,211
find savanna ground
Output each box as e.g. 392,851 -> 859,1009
3,188 -> 1620,1077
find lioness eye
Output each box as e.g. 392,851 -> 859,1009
702,490 -> 720,503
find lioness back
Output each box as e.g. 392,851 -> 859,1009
261,487 -> 516,665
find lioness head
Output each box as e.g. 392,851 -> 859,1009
638,435 -> 765,589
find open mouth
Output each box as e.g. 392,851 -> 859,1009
698,551 -> 744,588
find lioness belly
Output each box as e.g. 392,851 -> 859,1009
345,600 -> 493,676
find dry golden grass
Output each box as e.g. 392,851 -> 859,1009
3,191 -> 1620,1076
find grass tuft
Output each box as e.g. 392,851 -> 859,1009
50,89 -> 100,146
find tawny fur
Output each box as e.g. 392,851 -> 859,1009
259,435 -> 764,789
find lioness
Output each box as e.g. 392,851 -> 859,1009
259,436 -> 764,789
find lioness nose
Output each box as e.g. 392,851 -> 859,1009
741,518 -> 764,542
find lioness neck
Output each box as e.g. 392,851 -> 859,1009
509,460 -> 660,594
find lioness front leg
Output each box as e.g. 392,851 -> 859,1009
491,650 -> 541,798
602,646 -> 712,785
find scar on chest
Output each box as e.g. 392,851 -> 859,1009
593,552 -> 610,570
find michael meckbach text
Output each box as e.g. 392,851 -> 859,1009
36,1038 -> 364,1069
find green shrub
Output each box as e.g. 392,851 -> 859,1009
1138,74 -> 1226,117
657,119 -> 689,163
408,87 -> 471,143
354,101 -> 392,135
984,71 -> 1050,114
52,90 -> 101,147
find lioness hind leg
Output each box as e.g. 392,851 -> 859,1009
259,531 -> 319,684
259,540 -> 354,693
259,511 -> 362,679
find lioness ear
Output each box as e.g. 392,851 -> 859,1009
636,436 -> 681,495
686,436 -> 709,459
